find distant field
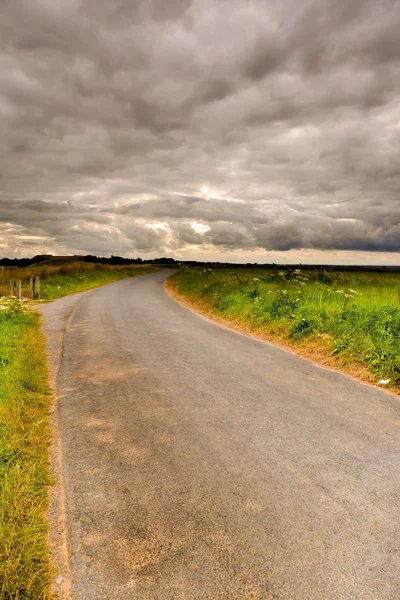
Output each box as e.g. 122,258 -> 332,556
169,267 -> 400,390
0,260 -> 160,301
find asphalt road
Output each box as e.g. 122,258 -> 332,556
51,271 -> 399,599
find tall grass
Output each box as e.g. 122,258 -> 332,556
169,267 -> 400,387
0,303 -> 52,599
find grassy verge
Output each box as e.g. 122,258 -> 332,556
0,262 -> 161,598
0,301 -> 52,599
168,267 -> 400,392
0,262 -> 160,301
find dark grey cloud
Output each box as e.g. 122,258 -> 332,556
0,0 -> 400,261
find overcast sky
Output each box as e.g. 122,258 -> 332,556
1,0 -> 400,263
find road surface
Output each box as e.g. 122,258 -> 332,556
47,271 -> 400,599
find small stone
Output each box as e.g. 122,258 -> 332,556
55,575 -> 65,584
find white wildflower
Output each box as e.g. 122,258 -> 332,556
379,379 -> 390,385
253,278 -> 260,281
348,289 -> 358,294
335,290 -> 344,293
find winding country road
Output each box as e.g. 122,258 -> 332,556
44,271 -> 399,599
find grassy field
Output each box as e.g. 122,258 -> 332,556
169,267 -> 400,390
0,261 -> 160,301
0,261 -> 160,598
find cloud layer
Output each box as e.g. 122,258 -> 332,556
1,0 -> 400,262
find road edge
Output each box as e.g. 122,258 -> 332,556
164,276 -> 400,399
38,274 -> 165,598
38,291 -> 90,599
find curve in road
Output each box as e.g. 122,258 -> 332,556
48,271 -> 399,599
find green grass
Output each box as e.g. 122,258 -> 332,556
169,267 -> 400,389
0,302 -> 52,599
38,264 -> 159,301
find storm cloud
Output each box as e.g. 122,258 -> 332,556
1,0 -> 400,262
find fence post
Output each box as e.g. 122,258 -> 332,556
34,276 -> 41,300
9,279 -> 15,297
16,280 -> 22,300
30,277 -> 34,299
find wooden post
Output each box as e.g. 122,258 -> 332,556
34,276 -> 41,300
30,277 -> 34,299
9,279 -> 15,297
16,280 -> 22,300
